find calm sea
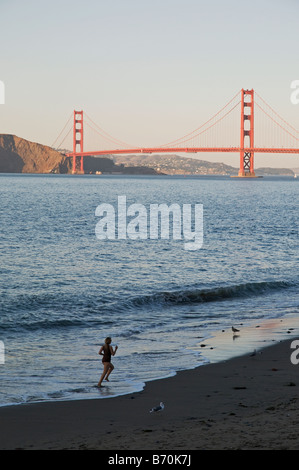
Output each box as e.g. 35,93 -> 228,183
0,174 -> 298,406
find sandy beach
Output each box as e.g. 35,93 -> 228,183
1,319 -> 299,451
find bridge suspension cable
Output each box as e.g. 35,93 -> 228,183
83,112 -> 139,149
255,102 -> 299,144
51,113 -> 73,148
159,89 -> 241,148
255,91 -> 299,135
162,99 -> 241,148
254,92 -> 299,149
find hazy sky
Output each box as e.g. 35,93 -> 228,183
0,0 -> 299,168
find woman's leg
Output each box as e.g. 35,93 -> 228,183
105,363 -> 114,381
98,363 -> 110,387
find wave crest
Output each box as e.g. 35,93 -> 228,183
127,280 -> 293,308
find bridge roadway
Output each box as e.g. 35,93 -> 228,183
66,147 -> 299,157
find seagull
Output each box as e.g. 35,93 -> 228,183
232,326 -> 240,333
250,349 -> 262,357
150,402 -> 164,413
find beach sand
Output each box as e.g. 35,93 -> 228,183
1,318 -> 299,450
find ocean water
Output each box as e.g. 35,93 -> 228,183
0,173 -> 298,406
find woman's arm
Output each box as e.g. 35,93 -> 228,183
98,346 -> 104,356
111,345 -> 118,356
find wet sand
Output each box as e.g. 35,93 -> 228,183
1,318 -> 299,450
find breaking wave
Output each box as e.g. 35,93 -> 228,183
0,280 -> 294,332
124,280 -> 294,309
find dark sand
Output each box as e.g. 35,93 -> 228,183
1,318 -> 299,450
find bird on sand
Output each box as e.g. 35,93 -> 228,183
232,326 -> 240,333
150,402 -> 164,413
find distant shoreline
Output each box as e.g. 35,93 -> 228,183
0,172 -> 296,178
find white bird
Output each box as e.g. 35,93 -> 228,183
150,402 -> 164,413
232,326 -> 240,333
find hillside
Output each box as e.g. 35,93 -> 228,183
112,154 -> 295,176
255,167 -> 294,176
0,135 -> 159,175
111,154 -> 237,175
0,134 -> 72,173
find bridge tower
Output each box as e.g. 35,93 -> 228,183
239,89 -> 255,177
72,110 -> 84,174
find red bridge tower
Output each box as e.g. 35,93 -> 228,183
239,89 -> 255,177
72,110 -> 84,174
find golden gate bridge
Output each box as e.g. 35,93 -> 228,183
52,89 -> 299,177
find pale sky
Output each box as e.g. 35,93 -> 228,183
0,0 -> 299,168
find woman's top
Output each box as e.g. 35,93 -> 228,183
102,344 -> 111,363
